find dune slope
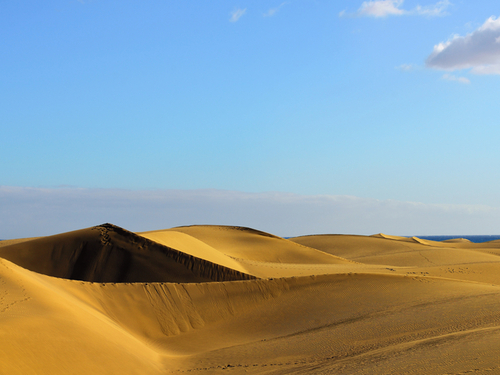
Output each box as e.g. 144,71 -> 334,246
155,225 -> 349,264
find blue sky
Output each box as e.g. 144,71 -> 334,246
2,1 -> 500,237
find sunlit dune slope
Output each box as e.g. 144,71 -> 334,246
0,223 -> 254,283
139,225 -> 358,279
154,225 -> 349,264
3,224 -> 500,374
174,273 -> 500,374
0,258 -> 164,375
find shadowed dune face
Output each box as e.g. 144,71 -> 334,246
2,224 -> 500,374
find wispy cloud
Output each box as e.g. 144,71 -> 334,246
264,2 -> 288,17
230,8 -> 247,22
426,16 -> 500,75
414,0 -> 450,16
356,0 -> 406,17
442,73 -> 470,84
341,0 -> 450,18
396,63 -> 419,71
2,186 -> 500,239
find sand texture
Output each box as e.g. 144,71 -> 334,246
2,225 -> 500,374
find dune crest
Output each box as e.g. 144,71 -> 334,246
371,233 -> 413,241
442,237 -> 471,243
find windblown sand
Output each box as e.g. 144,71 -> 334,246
2,224 -> 500,374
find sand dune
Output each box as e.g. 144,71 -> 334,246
2,224 -> 500,374
0,224 -> 254,283
138,225 -> 356,279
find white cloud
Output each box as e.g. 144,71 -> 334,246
442,73 -> 470,84
230,8 -> 247,22
1,186 -> 500,239
264,2 -> 288,17
426,16 -> 500,74
342,0 -> 450,18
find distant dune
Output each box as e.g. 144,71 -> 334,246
2,224 -> 500,374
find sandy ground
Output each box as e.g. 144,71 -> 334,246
2,224 -> 500,374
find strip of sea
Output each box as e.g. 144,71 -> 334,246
415,235 -> 500,243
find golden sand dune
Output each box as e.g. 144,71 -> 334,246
143,225 -> 349,263
139,225 -> 356,279
2,224 -> 500,374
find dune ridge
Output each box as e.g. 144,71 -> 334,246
154,225 -> 352,264
0,223 -> 255,283
2,224 -> 500,374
